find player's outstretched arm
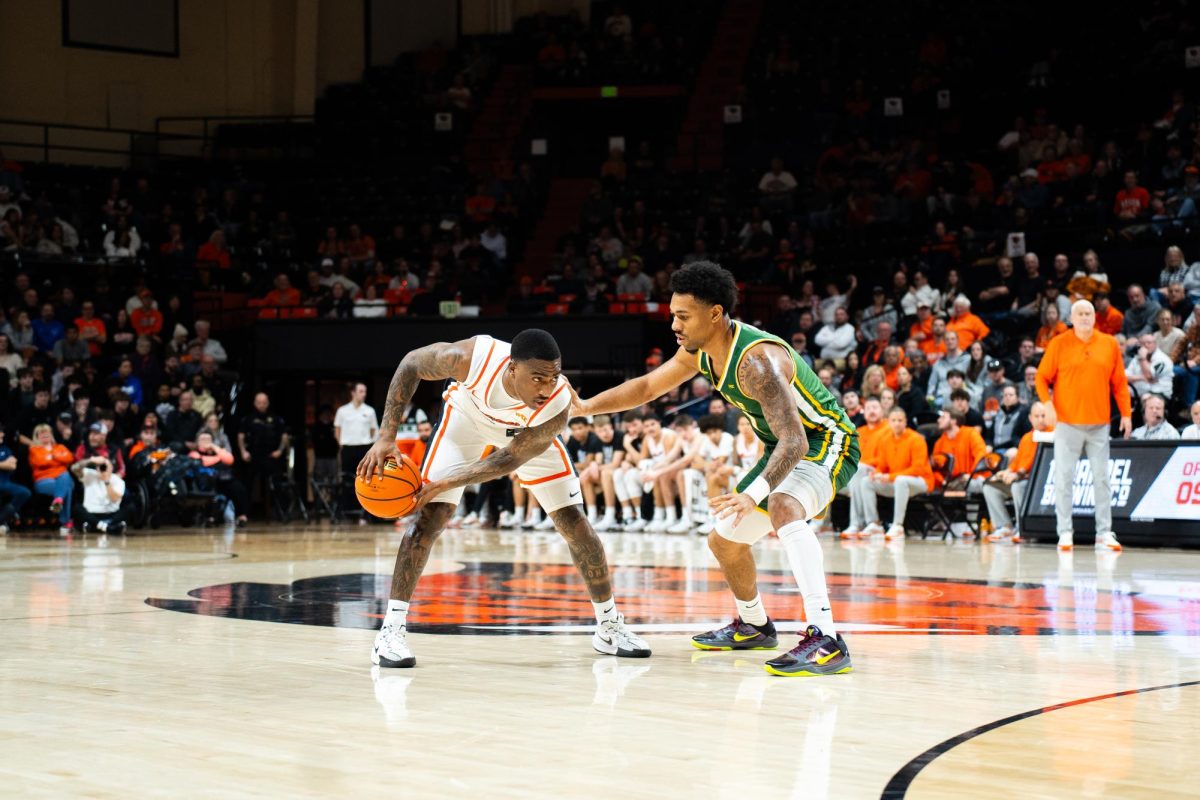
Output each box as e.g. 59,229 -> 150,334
573,347 -> 698,416
410,406 -> 570,512
711,345 -> 808,526
357,337 -> 476,479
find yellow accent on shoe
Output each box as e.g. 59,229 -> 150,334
732,631 -> 760,642
763,664 -> 853,677
690,641 -> 732,651
815,649 -> 840,665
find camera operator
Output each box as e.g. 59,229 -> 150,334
70,452 -> 127,533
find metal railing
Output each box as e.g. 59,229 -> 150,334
0,117 -> 203,166
155,114 -> 315,159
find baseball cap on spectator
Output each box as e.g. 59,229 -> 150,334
57,412 -> 73,423
987,359 -> 1004,371
872,286 -> 885,294
88,422 -> 106,433
1020,168 -> 1038,179
321,257 -> 334,268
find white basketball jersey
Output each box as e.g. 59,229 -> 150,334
443,335 -> 571,432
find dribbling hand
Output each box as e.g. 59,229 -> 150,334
710,492 -> 757,529
357,439 -> 400,480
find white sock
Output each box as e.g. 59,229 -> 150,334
735,593 -> 769,626
587,504 -> 597,520
592,597 -> 619,623
653,507 -> 665,521
512,508 -> 525,524
384,599 -> 409,628
777,519 -> 836,637
602,507 -> 615,520
665,507 -> 677,523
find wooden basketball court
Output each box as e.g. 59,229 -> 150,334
2,526 -> 1197,798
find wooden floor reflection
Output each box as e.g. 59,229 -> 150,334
2,525 -> 1198,798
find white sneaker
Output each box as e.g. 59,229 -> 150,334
884,524 -> 906,541
645,518 -> 669,532
696,519 -> 715,535
592,614 -> 651,658
839,527 -> 860,540
518,514 -> 538,529
460,511 -> 480,527
666,518 -> 693,534
371,624 -> 416,668
0,524 -> 8,535
534,516 -> 556,531
1095,532 -> 1122,551
623,518 -> 647,532
594,514 -> 617,531
987,526 -> 1013,543
1057,533 -> 1073,551
861,522 -> 886,536
498,510 -> 513,528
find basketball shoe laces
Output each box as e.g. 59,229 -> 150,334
785,628 -> 827,661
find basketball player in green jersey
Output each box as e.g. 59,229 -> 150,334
572,261 -> 859,676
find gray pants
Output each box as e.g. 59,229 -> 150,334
982,479 -> 1028,532
1053,423 -> 1111,537
843,469 -> 871,529
860,476 -> 929,528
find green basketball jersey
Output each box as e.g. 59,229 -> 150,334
698,320 -> 859,487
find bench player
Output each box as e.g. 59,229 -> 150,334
571,261 -> 860,677
358,329 -> 650,667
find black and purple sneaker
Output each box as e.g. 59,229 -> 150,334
764,625 -> 853,677
691,618 -> 779,651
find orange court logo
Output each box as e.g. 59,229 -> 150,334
145,563 -> 1193,636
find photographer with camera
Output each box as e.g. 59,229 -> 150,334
70,448 -> 128,534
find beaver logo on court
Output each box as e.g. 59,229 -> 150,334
144,563 -> 1180,635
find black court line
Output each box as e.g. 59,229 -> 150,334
880,679 -> 1200,799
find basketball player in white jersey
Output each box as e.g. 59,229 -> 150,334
358,329 -> 651,667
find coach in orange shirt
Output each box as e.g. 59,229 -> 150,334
839,396 -> 888,537
855,408 -> 935,541
983,401 -> 1055,543
1036,299 -> 1131,552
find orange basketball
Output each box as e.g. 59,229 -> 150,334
354,454 -> 423,519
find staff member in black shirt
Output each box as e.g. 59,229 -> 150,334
237,392 -> 290,520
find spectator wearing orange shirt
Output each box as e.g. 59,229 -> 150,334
839,397 -> 888,537
1036,299 -> 1131,552
464,182 -> 496,225
1035,303 -> 1068,352
856,409 -> 936,541
264,273 -> 301,307
344,223 -> 376,265
984,401 -> 1055,543
196,230 -> 231,271
131,291 -> 164,339
919,316 -> 949,362
1113,170 -> 1150,220
909,305 -> 934,342
946,296 -> 991,350
75,300 -> 107,358
28,423 -> 75,532
1092,292 -> 1124,336
932,408 -> 988,489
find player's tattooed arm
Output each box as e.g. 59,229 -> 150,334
379,337 -> 475,438
738,345 -> 808,489
430,406 -> 570,491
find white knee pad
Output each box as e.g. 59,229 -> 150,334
713,508 -> 773,545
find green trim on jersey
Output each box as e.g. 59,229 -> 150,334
699,320 -> 860,501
